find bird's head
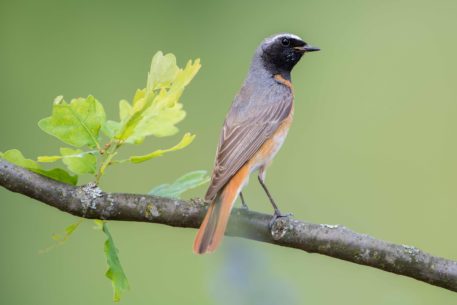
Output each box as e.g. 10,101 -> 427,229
258,33 -> 319,77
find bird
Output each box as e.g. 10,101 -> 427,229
193,33 -> 320,254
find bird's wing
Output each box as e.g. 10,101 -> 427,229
205,86 -> 293,202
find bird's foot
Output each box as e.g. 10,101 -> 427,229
240,202 -> 249,211
269,209 -> 293,229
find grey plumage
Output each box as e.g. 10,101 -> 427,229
204,34 -> 297,202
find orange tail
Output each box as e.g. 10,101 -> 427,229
193,164 -> 250,254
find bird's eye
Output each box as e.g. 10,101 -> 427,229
281,38 -> 290,46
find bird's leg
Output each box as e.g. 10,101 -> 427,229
257,174 -> 282,214
257,172 -> 292,227
239,192 -> 249,210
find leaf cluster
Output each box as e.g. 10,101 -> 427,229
2,52 -> 200,186
1,52 -> 208,302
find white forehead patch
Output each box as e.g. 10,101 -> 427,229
264,33 -> 303,45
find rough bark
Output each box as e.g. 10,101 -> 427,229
1,159 -> 456,292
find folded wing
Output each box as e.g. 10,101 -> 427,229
205,86 -> 293,202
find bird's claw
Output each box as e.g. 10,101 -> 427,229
269,210 -> 293,229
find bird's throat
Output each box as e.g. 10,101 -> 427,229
274,74 -> 293,89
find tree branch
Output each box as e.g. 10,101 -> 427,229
1,159 -> 456,292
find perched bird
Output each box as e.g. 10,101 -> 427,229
194,33 -> 320,254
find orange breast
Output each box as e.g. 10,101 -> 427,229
251,105 -> 294,170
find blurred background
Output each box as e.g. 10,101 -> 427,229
1,0 -> 457,304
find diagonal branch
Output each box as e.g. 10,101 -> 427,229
1,159 -> 456,292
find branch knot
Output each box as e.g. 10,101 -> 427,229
270,217 -> 292,240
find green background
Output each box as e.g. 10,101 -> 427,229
1,0 -> 457,304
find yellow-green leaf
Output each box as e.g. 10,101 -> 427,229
125,91 -> 185,143
113,52 -> 200,144
119,99 -> 132,122
129,133 -> 195,163
0,149 -> 77,185
38,95 -> 106,148
132,88 -> 146,109
147,51 -> 179,92
37,155 -> 63,163
116,91 -> 157,142
1,149 -> 40,170
38,148 -> 97,175
60,147 -> 97,175
35,168 -> 78,185
172,58 -> 201,92
101,120 -> 121,139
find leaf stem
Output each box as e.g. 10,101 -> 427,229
95,140 -> 122,184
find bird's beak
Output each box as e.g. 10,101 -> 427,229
294,45 -> 321,53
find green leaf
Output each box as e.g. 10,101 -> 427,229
125,91 -> 185,142
114,53 -> 200,144
149,170 -> 210,199
99,222 -> 129,302
101,99 -> 131,139
1,149 -> 40,170
129,133 -> 195,163
35,168 -> 78,185
147,51 -> 180,92
37,148 -> 97,175
101,120 -> 121,139
60,147 -> 97,175
0,149 -> 77,185
40,219 -> 83,254
115,91 -> 157,143
119,99 -> 132,122
105,97 -> 141,141
38,95 -> 106,148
